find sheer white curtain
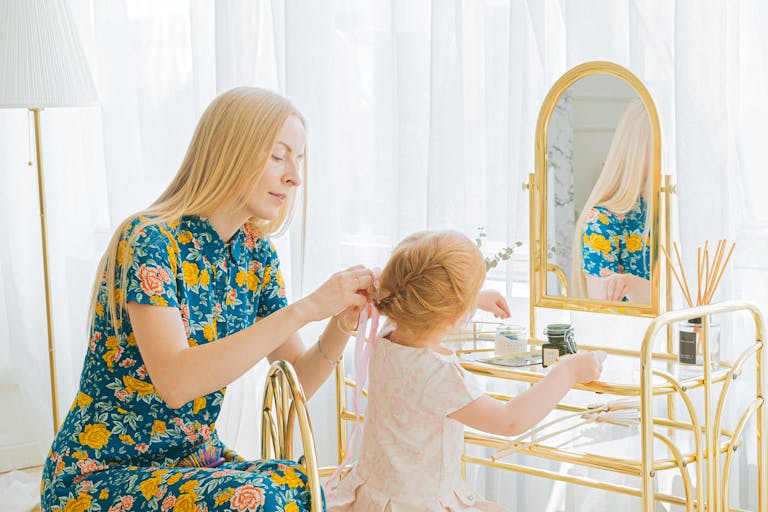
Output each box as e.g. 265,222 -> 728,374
0,0 -> 286,470
1,0 -> 767,510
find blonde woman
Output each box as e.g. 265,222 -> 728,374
41,88 -> 376,511
327,231 -> 602,511
571,99 -> 652,302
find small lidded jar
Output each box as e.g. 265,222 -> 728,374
494,324 -> 528,356
541,323 -> 577,368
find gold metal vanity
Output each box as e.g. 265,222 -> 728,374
448,301 -> 765,512
330,61 -> 766,511
332,305 -> 765,511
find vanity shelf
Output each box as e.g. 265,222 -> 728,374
454,301 -> 766,512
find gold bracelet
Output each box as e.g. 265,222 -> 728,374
317,338 -> 342,366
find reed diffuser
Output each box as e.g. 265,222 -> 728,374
661,239 -> 735,367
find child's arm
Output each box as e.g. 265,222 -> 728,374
448,352 -> 603,436
477,289 -> 511,319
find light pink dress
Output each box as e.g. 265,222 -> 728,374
326,329 -> 510,511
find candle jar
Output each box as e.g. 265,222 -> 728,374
494,324 -> 527,356
678,317 -> 720,367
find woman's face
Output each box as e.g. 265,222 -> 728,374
245,115 -> 305,221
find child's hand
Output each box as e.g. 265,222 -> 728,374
477,289 -> 511,319
560,351 -> 604,384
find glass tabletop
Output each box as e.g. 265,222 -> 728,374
465,404 -> 728,470
444,337 -> 731,395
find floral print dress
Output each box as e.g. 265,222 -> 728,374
581,197 -> 650,300
41,215 -> 313,512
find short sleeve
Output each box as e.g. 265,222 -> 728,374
256,240 -> 288,317
121,222 -> 180,309
581,208 -> 620,277
421,359 -> 485,416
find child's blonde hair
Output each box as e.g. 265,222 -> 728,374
375,231 -> 486,336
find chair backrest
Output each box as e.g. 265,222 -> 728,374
261,360 -> 323,512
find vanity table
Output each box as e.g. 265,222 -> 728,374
328,61 -> 766,512
453,61 -> 766,512
453,301 -> 764,512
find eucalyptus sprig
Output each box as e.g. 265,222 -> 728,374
475,227 -> 523,271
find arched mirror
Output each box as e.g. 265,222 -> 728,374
531,62 -> 663,317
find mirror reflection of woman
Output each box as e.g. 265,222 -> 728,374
571,99 -> 652,302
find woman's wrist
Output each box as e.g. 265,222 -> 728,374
330,314 -> 357,337
290,298 -> 319,324
317,337 -> 342,366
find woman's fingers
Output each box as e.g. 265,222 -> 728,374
339,267 -> 377,299
343,266 -> 375,278
605,273 -> 628,301
303,266 -> 376,321
614,275 -> 630,301
330,267 -> 377,309
355,274 -> 374,291
335,306 -> 361,333
619,283 -> 630,301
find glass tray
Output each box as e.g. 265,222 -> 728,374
478,351 -> 543,367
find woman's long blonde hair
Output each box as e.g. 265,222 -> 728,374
570,99 -> 652,297
90,87 -> 306,330
375,231 -> 486,338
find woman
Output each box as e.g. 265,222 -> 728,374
41,87 -> 375,511
571,99 -> 652,303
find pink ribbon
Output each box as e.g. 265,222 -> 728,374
325,304 -> 379,493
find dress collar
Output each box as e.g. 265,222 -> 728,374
180,215 -> 246,266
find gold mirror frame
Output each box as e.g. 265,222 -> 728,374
531,61 -> 663,318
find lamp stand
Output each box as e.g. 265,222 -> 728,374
31,107 -> 60,434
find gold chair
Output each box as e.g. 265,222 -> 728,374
261,360 -> 323,511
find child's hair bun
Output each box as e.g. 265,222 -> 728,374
376,230 -> 486,335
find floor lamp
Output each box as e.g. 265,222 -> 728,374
0,0 -> 98,434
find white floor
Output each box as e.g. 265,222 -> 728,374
0,466 -> 42,512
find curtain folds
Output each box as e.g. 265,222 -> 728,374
1,1 -> 765,509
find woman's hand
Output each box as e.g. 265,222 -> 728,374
603,273 -> 629,301
300,265 -> 376,322
333,267 -> 380,334
602,273 -> 650,302
477,289 -> 511,319
586,272 -> 650,302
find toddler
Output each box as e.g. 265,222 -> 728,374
326,230 -> 603,511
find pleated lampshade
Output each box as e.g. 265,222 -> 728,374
0,0 -> 98,108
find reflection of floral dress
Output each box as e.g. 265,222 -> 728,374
581,197 -> 650,299
41,215 -> 313,511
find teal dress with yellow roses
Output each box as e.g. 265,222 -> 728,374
41,216 -> 313,512
581,198 -> 650,300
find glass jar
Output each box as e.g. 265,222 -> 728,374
542,323 -> 577,356
541,323 -> 576,368
678,317 -> 720,367
494,324 -> 527,356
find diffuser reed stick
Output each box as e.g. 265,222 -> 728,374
661,239 -> 735,307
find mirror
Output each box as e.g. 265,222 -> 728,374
532,62 -> 662,316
